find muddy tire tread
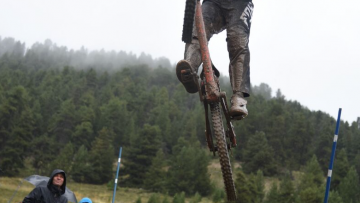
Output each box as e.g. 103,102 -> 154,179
182,0 -> 196,43
210,103 -> 236,201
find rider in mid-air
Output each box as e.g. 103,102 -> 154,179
176,0 -> 253,119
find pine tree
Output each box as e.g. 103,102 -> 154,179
147,193 -> 161,203
278,174 -> 295,203
144,149 -> 167,193
100,97 -> 131,147
349,122 -> 360,162
172,192 -> 185,203
162,196 -> 170,203
147,87 -> 172,149
167,137 -> 211,196
331,149 -> 350,190
31,134 -> 56,175
338,166 -> 360,203
253,170 -> 265,203
264,182 -> 279,203
212,189 -> 225,203
313,115 -> 334,173
123,124 -> 161,186
284,112 -> 313,168
50,142 -> 74,174
190,192 -> 202,203
38,74 -> 62,127
299,155 -> 324,190
31,100 -> 45,137
72,145 -> 92,182
354,153 -> 360,180
235,170 -> 256,203
243,131 -> 277,175
49,99 -> 76,144
298,187 -> 322,203
297,155 -> 323,203
264,101 -> 286,165
88,127 -> 115,184
0,86 -> 34,176
76,104 -> 95,124
252,83 -> 272,100
72,121 -> 94,149
85,68 -> 97,90
328,191 -> 344,203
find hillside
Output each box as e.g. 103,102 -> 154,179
0,37 -> 359,202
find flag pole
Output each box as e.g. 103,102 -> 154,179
112,147 -> 122,203
323,108 -> 342,203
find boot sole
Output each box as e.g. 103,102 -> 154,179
229,109 -> 248,120
176,60 -> 199,93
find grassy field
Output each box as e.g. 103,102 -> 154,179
0,176 -> 181,203
0,159 -> 281,203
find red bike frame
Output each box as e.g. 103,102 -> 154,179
194,0 -> 237,148
193,1 -> 237,201
194,0 -> 220,103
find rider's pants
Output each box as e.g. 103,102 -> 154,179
184,0 -> 253,97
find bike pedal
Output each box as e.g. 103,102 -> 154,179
180,70 -> 193,81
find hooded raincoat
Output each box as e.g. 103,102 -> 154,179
23,169 -> 68,203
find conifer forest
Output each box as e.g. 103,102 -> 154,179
0,37 -> 359,202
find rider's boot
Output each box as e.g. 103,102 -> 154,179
176,60 -> 199,93
229,92 -> 248,120
176,41 -> 202,93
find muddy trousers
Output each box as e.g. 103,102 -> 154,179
184,0 -> 253,97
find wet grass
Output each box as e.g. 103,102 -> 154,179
0,160 -> 219,203
0,177 -> 214,203
0,159 -> 283,203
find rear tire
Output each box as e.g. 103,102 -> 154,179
182,0 -> 196,43
210,103 -> 237,201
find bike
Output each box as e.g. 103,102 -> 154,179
180,0 -> 239,201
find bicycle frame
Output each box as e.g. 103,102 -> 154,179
193,1 -> 237,200
194,0 -> 237,149
194,0 -> 219,103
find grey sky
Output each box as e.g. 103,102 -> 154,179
0,0 -> 359,124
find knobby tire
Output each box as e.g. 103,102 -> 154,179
182,0 -> 196,43
210,103 -> 236,201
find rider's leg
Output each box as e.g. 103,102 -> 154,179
177,1 -> 224,93
226,1 -> 253,119
228,28 -> 250,119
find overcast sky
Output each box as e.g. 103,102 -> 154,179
0,0 -> 359,124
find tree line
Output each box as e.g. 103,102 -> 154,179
0,37 -> 359,202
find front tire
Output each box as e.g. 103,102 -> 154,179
210,103 -> 236,201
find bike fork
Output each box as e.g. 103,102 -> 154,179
204,93 -> 237,153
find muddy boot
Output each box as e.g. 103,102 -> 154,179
176,60 -> 199,93
230,92 -> 248,120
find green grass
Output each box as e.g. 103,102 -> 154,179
0,159 -> 284,203
0,177 -> 35,203
0,159 -> 221,203
0,177 -> 214,203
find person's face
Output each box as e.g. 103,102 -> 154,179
52,173 -> 64,188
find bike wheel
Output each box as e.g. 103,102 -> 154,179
182,0 -> 196,43
210,103 -> 237,201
